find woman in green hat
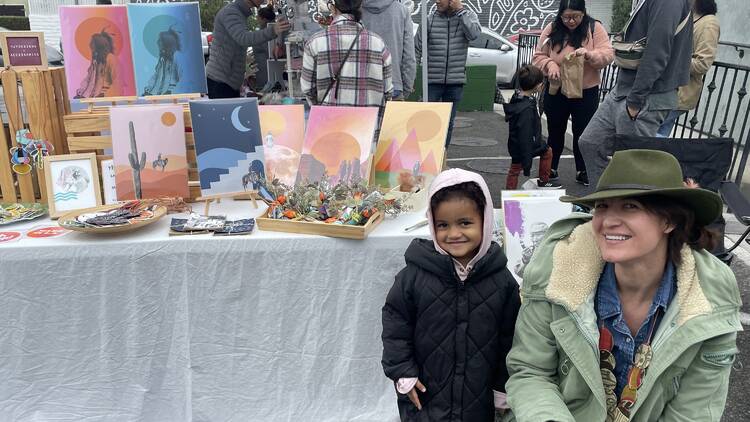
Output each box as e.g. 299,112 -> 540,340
504,149 -> 742,421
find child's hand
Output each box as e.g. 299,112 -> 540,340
407,379 -> 427,410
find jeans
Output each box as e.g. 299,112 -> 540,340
656,109 -> 686,138
505,147 -> 553,189
578,93 -> 669,192
543,86 -> 599,172
207,78 -> 240,99
428,83 -> 464,146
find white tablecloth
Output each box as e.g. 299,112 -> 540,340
0,201 -> 433,421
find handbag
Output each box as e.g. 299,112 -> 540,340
319,27 -> 362,104
612,0 -> 690,70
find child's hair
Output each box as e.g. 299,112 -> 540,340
517,64 -> 544,91
430,182 -> 486,218
258,6 -> 276,22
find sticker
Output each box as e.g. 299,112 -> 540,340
0,231 -> 22,243
25,225 -> 70,239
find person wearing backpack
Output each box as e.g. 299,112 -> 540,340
578,0 -> 693,192
532,0 -> 613,187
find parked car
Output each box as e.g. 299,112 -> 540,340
0,26 -> 63,67
413,24 -> 518,86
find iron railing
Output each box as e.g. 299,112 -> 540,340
517,33 -> 750,183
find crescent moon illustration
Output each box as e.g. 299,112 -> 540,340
231,106 -> 251,132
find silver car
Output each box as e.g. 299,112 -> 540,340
467,27 -> 517,86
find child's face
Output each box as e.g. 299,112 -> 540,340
433,198 -> 483,267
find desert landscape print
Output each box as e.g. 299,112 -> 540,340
110,104 -> 189,200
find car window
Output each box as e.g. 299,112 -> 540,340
469,33 -> 505,50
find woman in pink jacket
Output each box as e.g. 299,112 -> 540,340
532,0 -> 613,187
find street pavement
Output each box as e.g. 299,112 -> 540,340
446,110 -> 750,421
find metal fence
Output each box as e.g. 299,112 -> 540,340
517,33 -> 750,183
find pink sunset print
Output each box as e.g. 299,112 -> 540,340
259,105 -> 305,186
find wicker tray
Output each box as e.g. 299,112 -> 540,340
58,204 -> 168,234
256,210 -> 383,240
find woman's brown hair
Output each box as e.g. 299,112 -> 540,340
637,195 -> 720,265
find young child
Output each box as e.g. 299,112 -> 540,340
381,168 -> 521,421
503,65 -> 561,189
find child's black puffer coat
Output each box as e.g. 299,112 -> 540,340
381,238 -> 521,422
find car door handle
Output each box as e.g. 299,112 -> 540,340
469,53 -> 481,57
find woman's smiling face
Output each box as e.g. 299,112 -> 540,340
592,198 -> 673,265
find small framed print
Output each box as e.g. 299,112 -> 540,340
44,153 -> 102,219
0,31 -> 48,70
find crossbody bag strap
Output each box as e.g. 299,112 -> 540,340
320,27 -> 363,104
674,13 -> 691,35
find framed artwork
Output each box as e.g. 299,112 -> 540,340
59,5 -> 137,100
0,31 -> 48,70
190,98 -> 265,196
44,153 -> 102,219
127,2 -> 207,96
299,106 -> 378,185
374,101 -> 451,189
259,104 -> 305,186
501,193 -> 571,285
110,104 -> 189,200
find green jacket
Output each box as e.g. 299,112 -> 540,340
505,214 -> 742,422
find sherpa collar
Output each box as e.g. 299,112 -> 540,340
545,222 -> 713,326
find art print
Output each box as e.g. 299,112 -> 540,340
59,5 -> 136,100
299,106 -> 378,185
374,102 -> 451,189
127,2 -> 207,96
259,105 -> 305,186
190,98 -> 266,196
501,195 -> 571,285
44,153 -> 102,219
110,104 -> 189,200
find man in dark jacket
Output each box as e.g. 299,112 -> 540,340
578,0 -> 693,191
205,0 -> 290,98
414,0 -> 480,146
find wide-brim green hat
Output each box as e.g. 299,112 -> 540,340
560,149 -> 723,225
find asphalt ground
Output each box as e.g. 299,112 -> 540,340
447,110 -> 750,422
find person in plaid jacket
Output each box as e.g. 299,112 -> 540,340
301,0 -> 393,108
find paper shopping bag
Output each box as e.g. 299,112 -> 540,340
561,53 -> 584,99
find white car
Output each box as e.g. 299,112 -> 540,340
413,24 -> 518,86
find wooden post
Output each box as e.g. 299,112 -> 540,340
0,111 -> 15,202
1,69 -> 35,202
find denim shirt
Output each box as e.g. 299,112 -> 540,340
595,262 -> 676,397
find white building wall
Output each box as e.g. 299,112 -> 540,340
28,0 -> 128,47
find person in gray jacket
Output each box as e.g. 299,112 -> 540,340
415,0 -> 480,146
361,0 -> 416,100
578,0 -> 692,191
205,0 -> 290,98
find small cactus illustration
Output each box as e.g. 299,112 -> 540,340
127,121 -> 146,199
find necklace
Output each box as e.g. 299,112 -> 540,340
599,308 -> 661,422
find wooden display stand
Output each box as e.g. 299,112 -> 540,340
0,67 -> 70,203
63,93 -> 204,202
197,191 -> 261,216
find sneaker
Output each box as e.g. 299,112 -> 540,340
537,179 -> 562,189
576,171 -> 590,186
549,169 -> 560,181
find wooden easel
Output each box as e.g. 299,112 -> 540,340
196,191 -> 261,216
78,93 -> 203,112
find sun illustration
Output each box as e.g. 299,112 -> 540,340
260,110 -> 286,136
75,17 -> 124,60
310,132 -> 361,174
161,111 -> 177,127
406,110 -> 443,142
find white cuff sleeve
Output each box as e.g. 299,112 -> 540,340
396,377 -> 418,395
493,390 -> 509,409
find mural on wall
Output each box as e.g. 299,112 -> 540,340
412,0 -> 559,35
